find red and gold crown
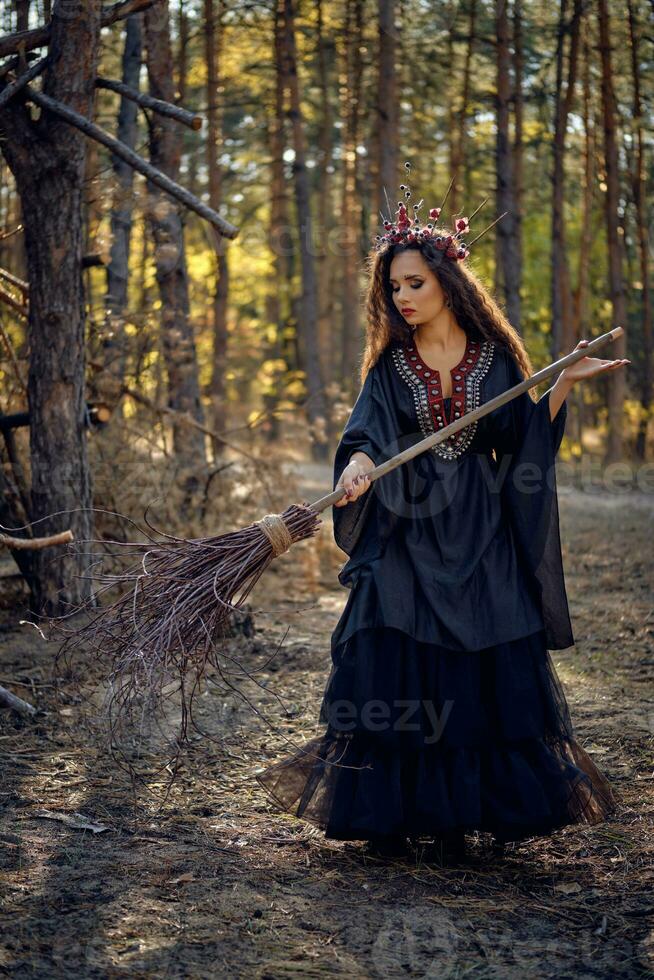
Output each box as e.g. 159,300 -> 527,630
374,161 -> 507,260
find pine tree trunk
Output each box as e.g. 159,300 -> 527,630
144,1 -> 208,499
450,0 -> 477,212
277,0 -> 328,462
572,26 -> 595,448
205,0 -> 230,460
627,0 -> 652,460
339,0 -> 364,398
511,0 -> 524,334
550,0 -> 582,360
315,0 -> 336,391
375,0 -> 398,229
597,0 -> 627,464
495,0 -> 520,329
0,2 -> 100,614
104,12 -> 142,395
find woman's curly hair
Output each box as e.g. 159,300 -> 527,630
362,234 -> 537,401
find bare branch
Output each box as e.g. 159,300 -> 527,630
96,76 -> 203,131
0,0 -> 162,59
23,84 -> 239,239
0,51 -> 40,79
0,266 -> 28,297
0,54 -> 47,110
0,285 -> 28,318
0,529 -> 73,550
88,360 -> 260,463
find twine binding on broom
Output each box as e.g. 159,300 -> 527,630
254,513 -> 295,556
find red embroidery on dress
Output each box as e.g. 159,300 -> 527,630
403,336 -> 481,431
391,335 -> 495,461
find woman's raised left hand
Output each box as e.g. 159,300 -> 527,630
560,338 -> 630,387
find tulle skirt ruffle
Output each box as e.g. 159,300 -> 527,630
256,626 -> 617,843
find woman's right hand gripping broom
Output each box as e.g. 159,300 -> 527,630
334,452 -> 373,507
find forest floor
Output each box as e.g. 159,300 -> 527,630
0,466 -> 653,979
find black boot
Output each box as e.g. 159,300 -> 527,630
362,834 -> 410,858
413,831 -> 466,865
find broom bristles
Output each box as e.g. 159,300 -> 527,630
53,502 -> 323,769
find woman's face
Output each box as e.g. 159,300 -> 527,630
388,249 -> 448,325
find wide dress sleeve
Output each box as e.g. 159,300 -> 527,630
331,362 -> 402,587
494,349 -> 574,651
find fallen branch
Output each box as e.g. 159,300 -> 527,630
96,77 -> 203,131
0,529 -> 73,550
23,85 -> 238,239
0,0 -> 162,59
0,684 -> 36,716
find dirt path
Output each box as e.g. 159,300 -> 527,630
1,477 -> 652,978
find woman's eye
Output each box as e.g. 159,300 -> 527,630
392,283 -> 422,292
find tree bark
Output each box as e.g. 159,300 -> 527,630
495,0 -> 520,330
374,0 -> 398,233
550,0 -> 582,361
277,0 -> 328,461
511,0 -> 524,333
144,1 -> 208,501
315,0 -> 337,391
627,0 -> 652,460
0,0 -> 99,615
572,25 -> 595,448
597,0 -> 627,463
339,0 -> 364,398
450,0 -> 477,213
263,0 -> 296,443
103,12 -> 142,397
205,0 -> 230,461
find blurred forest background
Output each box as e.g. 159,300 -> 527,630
0,0 -> 651,616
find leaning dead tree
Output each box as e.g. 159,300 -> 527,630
0,0 -> 239,616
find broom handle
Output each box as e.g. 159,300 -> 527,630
308,325 -> 624,514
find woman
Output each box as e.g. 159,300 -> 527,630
256,173 -> 625,860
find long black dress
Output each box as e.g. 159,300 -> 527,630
256,332 -> 617,843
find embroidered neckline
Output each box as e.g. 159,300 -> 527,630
391,337 -> 495,461
403,335 -> 481,425
408,335 -> 475,395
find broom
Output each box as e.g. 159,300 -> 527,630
55,327 -> 623,753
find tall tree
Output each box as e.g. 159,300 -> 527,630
494,0 -> 521,331
315,0 -> 337,388
103,12 -> 143,396
277,0 -> 328,461
627,0 -> 652,460
597,0 -> 627,463
339,0 -> 364,395
0,0 -> 101,614
450,0 -> 478,214
572,25 -> 596,446
205,0 -> 230,459
374,0 -> 398,236
511,0 -> 524,329
144,1 -> 208,498
550,0 -> 582,361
